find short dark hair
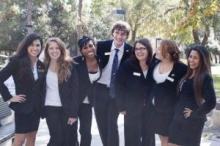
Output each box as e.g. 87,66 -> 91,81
78,36 -> 95,51
111,21 -> 131,36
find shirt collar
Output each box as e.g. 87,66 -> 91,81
111,41 -> 125,53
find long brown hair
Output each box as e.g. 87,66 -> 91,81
180,45 -> 211,106
44,37 -> 73,83
159,40 -> 180,62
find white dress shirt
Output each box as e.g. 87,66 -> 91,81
45,70 -> 62,107
98,41 -> 124,87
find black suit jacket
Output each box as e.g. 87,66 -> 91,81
115,59 -> 151,112
0,57 -> 45,114
148,59 -> 187,113
73,56 -> 101,105
40,63 -> 79,118
96,40 -> 132,69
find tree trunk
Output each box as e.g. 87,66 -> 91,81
192,29 -> 200,44
78,0 -> 83,22
201,26 -> 210,46
26,0 -> 33,34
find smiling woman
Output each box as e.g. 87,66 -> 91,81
0,32 -> 45,146
168,45 -> 216,146
40,37 -> 79,146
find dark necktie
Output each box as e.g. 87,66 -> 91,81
109,49 -> 119,98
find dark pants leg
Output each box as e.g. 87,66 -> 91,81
45,106 -> 78,146
64,121 -> 78,146
78,103 -> 92,146
142,105 -> 155,146
124,107 -> 142,146
94,84 -> 119,146
45,107 -> 64,146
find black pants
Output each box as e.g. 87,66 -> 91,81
142,105 -> 155,146
94,83 -> 119,146
77,103 -> 92,146
124,102 -> 155,146
45,106 -> 78,146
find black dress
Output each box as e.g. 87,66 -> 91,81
148,60 -> 187,136
0,57 -> 45,133
169,75 -> 216,146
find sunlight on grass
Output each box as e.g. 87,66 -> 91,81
213,75 -> 220,98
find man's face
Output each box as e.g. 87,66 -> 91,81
112,29 -> 128,48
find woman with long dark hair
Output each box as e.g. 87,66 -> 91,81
148,40 -> 187,146
168,45 -> 216,146
0,33 -> 45,146
41,37 -> 79,146
74,36 -> 101,146
116,38 -> 155,146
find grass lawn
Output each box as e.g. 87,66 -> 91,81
213,75 -> 220,98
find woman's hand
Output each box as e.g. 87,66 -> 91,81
67,117 -> 77,125
9,94 -> 26,103
183,108 -> 192,119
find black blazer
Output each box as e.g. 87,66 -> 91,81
40,63 -> 79,118
115,59 -> 151,112
148,59 -> 187,113
0,57 -> 45,114
96,40 -> 132,69
73,56 -> 101,105
175,74 -> 216,120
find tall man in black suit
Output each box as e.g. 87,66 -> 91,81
94,21 -> 132,146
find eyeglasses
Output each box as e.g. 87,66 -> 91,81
134,47 -> 146,51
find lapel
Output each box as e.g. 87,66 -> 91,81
81,56 -> 92,85
81,56 -> 102,83
102,40 -> 112,63
36,60 -> 45,81
120,43 -> 131,66
131,59 -> 146,81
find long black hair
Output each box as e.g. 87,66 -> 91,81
11,33 -> 43,79
14,32 -> 43,58
180,44 -> 211,105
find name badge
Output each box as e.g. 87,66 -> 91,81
167,76 -> 174,82
105,52 -> 111,56
133,72 -> 141,77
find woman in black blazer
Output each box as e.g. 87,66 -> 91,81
168,45 -> 216,146
148,40 -> 187,146
0,33 -> 45,146
41,37 -> 79,146
115,38 -> 155,146
74,36 -> 101,146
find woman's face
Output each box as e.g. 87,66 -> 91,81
81,40 -> 96,59
155,46 -> 163,60
47,41 -> 61,62
188,50 -> 200,70
134,42 -> 148,62
27,39 -> 41,59
155,45 -> 170,61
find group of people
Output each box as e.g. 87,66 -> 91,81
0,20 -> 216,146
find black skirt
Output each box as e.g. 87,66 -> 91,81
168,113 -> 205,146
14,111 -> 40,133
149,104 -> 174,136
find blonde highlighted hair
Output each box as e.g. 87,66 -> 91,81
44,37 -> 73,83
